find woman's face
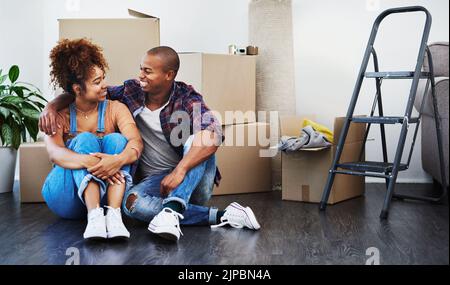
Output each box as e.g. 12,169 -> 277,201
75,65 -> 107,103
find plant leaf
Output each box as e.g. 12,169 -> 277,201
8,65 -> 20,83
15,81 -> 42,94
0,95 -> 24,104
21,107 -> 40,120
0,106 -> 10,119
24,118 -> 39,141
10,86 -> 24,97
29,100 -> 46,110
11,121 -> 21,149
0,74 -> 7,85
1,104 -> 21,120
26,91 -> 48,103
1,123 -> 13,146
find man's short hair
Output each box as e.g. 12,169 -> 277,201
147,46 -> 180,75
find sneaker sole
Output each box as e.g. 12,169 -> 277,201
83,233 -> 107,240
148,224 -> 179,241
107,232 -> 130,239
230,203 -> 261,230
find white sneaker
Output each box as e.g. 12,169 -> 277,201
83,207 -> 107,239
211,202 -> 261,230
105,206 -> 130,239
148,208 -> 184,241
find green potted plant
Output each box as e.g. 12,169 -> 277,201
0,65 -> 47,193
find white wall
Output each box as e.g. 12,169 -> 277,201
0,0 -> 44,91
293,0 -> 449,183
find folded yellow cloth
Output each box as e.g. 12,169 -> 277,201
302,119 -> 334,143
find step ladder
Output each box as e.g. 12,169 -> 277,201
319,6 -> 448,219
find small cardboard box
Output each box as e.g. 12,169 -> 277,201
59,9 -> 160,86
213,122 -> 273,195
19,142 -> 52,203
177,53 -> 256,126
281,116 -> 366,204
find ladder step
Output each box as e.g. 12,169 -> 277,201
351,116 -> 419,124
336,161 -> 408,173
365,71 -> 430,79
333,169 -> 390,179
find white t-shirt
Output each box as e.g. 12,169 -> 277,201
135,98 -> 181,179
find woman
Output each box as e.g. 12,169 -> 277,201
42,38 -> 143,240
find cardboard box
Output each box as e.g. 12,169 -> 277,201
177,53 -> 256,126
281,116 -> 366,204
213,122 -> 273,195
19,142 -> 53,203
59,9 -> 160,85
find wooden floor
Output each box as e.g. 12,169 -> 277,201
0,182 -> 448,265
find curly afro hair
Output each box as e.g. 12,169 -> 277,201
49,38 -> 108,95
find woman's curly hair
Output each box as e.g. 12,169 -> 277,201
49,38 -> 108,95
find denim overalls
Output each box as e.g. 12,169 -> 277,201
42,100 -> 132,220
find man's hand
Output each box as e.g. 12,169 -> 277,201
39,105 -> 60,136
87,153 -> 125,181
160,167 -> 187,197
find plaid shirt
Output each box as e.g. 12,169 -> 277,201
107,79 -> 222,186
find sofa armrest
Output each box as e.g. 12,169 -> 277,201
415,78 -> 448,119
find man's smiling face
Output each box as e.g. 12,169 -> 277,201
138,53 -> 172,95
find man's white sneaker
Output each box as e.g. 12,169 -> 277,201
83,207 -> 107,239
211,202 -> 261,230
105,206 -> 130,239
148,208 -> 184,241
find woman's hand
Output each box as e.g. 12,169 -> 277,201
106,171 -> 126,185
87,153 -> 125,180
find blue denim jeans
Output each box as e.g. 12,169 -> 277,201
42,132 -> 132,220
122,135 -> 219,225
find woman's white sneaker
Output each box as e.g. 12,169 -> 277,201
148,208 -> 184,241
83,207 -> 107,239
105,206 -> 130,239
211,202 -> 261,230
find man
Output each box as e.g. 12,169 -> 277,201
40,46 -> 260,241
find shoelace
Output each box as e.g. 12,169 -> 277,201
105,206 -> 123,228
163,208 -> 185,236
87,208 -> 104,230
88,208 -> 103,220
211,210 -> 246,229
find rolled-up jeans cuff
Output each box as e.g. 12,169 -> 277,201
77,174 -> 107,205
162,196 -> 187,211
209,207 -> 218,225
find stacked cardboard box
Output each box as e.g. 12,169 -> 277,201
59,9 -> 160,86
19,142 -> 52,203
177,53 -> 273,195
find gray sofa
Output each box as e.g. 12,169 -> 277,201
414,42 -> 449,187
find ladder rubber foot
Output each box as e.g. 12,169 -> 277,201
380,210 -> 389,219
319,202 -> 327,211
